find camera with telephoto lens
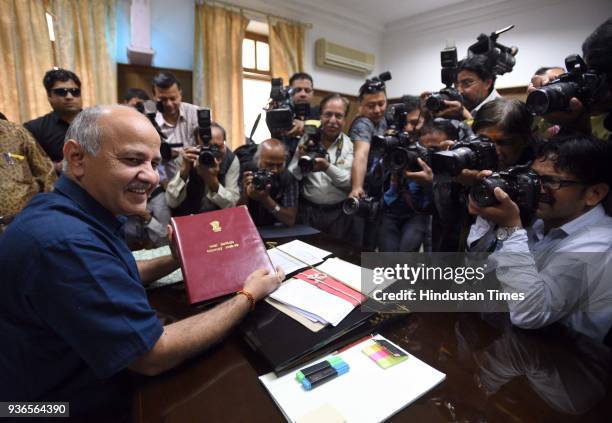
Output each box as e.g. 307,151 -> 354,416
426,46 -> 464,113
471,164 -> 540,213
526,54 -> 609,116
371,103 -> 430,172
251,168 -> 277,191
431,134 -> 498,176
265,78 -> 311,134
298,120 -> 328,173
195,108 -> 221,168
342,196 -> 380,219
467,25 -> 518,76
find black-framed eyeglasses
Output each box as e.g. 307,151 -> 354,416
51,88 -> 81,97
539,175 -> 586,191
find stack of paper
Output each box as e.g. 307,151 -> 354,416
259,335 -> 446,423
132,245 -> 183,289
269,278 -> 355,327
268,240 -> 332,275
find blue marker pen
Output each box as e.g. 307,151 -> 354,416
301,361 -> 349,390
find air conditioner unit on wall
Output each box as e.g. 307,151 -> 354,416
315,39 -> 375,75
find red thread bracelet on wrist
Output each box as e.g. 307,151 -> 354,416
237,289 -> 256,311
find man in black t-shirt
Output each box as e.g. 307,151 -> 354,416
24,69 -> 82,170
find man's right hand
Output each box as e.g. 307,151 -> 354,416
349,187 -> 366,199
243,266 -> 285,301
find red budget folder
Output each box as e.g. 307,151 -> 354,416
170,206 -> 275,304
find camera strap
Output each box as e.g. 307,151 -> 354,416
333,136 -> 344,165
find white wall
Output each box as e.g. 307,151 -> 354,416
116,0 -> 195,70
116,0 -> 383,95
381,0 -> 612,97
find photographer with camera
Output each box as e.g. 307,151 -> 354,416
436,55 -> 501,121
348,72 -> 392,249
287,94 -> 357,242
526,18 -> 612,141
165,120 -> 239,215
284,73 -> 321,139
152,72 -> 199,182
466,135 -> 612,341
429,98 -> 537,251
240,138 -> 298,227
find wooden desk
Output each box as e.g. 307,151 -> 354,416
133,234 -> 612,422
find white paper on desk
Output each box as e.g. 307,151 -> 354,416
268,248 -> 308,275
316,257 -> 376,296
259,335 -> 446,423
275,240 -> 332,265
269,279 -> 354,327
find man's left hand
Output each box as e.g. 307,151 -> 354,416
468,187 -> 522,227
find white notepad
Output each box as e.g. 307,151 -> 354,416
269,278 -> 354,326
259,335 -> 445,423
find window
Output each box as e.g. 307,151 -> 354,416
242,30 -> 271,143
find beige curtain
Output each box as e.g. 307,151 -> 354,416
194,2 -> 248,149
268,18 -> 305,85
51,0 -> 117,107
0,0 -> 55,123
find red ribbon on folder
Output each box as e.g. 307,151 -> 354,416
295,269 -> 366,307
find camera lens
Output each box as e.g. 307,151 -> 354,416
389,148 -> 410,172
298,156 -> 315,173
425,95 -> 445,112
472,177 -> 507,207
431,147 -> 474,176
342,197 -> 360,216
527,82 -> 578,115
160,143 -> 172,161
199,150 -> 216,167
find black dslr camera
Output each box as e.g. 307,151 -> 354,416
467,25 -> 518,76
196,108 -> 221,168
251,169 -> 278,191
136,100 -> 181,161
425,46 -> 464,113
526,54 -> 609,116
471,164 -> 540,213
265,78 -> 310,134
371,103 -> 429,172
342,196 -> 380,219
359,71 -> 392,96
298,121 -> 328,173
431,134 -> 498,176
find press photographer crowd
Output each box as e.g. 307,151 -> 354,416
1,13 -> 612,414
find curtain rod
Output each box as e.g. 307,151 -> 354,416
201,0 -> 312,28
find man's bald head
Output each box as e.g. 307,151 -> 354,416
255,138 -> 286,174
62,105 -> 162,216
63,105 -> 159,163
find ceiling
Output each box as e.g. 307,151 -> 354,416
285,0 -> 470,29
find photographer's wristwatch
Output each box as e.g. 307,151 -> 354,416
496,225 -> 523,241
270,204 -> 281,216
